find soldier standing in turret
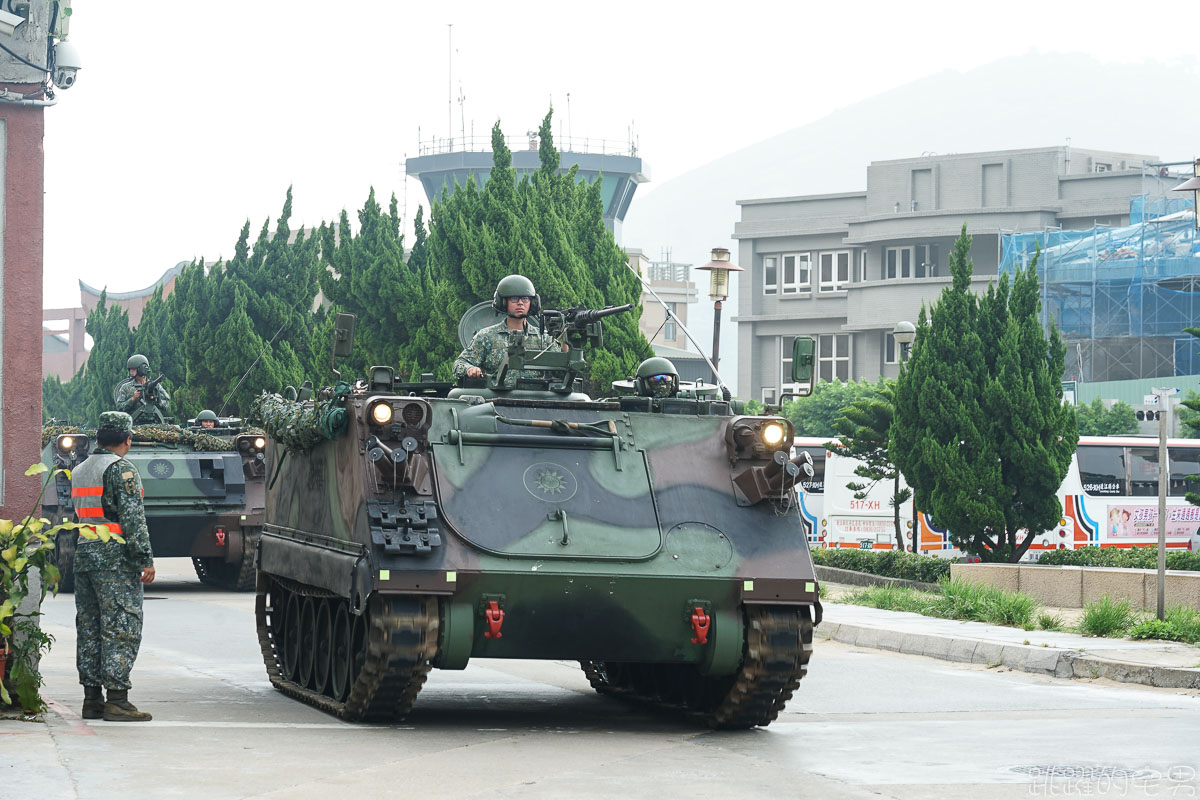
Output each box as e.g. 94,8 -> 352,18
115,354 -> 171,424
71,411 -> 156,722
453,275 -> 562,389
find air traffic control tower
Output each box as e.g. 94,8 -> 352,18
406,131 -> 648,243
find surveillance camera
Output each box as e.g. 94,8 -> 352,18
53,39 -> 81,89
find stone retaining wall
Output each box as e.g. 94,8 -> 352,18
951,563 -> 1200,611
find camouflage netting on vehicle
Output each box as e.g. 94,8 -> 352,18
251,392 -> 348,451
41,424 -> 264,452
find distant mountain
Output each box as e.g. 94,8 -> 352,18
622,52 -> 1200,395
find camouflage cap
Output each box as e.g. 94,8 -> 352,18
98,411 -> 134,436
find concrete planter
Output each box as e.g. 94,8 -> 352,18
951,562 -> 1200,611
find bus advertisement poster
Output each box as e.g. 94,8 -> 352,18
1106,504 -> 1200,539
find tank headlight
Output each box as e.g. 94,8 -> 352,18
370,403 -> 394,426
254,437 -> 266,450
762,422 -> 786,446
60,435 -> 75,450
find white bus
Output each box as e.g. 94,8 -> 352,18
796,436 -> 1200,557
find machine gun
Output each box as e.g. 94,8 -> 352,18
540,304 -> 633,349
490,304 -> 634,394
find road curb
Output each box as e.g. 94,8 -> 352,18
818,621 -> 1200,689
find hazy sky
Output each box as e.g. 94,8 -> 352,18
41,0 -> 1200,310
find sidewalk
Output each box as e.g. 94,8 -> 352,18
820,593 -> 1200,690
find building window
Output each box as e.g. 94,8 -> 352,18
763,256 -> 777,295
781,253 -> 811,295
781,335 -> 795,386
884,244 -> 939,279
883,332 -> 898,365
858,250 -> 868,283
664,302 -> 677,341
818,334 -> 850,382
1094,162 -> 1112,173
762,386 -> 778,405
915,243 -> 939,277
819,251 -> 849,293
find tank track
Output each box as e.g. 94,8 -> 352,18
255,571 -> 439,721
580,604 -> 814,729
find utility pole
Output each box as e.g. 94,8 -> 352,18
1154,387 -> 1176,621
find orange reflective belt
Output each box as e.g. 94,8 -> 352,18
70,487 -> 122,535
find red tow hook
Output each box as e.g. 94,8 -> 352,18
484,600 -> 505,639
690,607 -> 711,645
214,527 -> 226,547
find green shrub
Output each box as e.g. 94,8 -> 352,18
1036,546 -> 1200,572
1078,596 -> 1137,637
1128,618 -> 1184,642
1164,606 -> 1200,644
812,547 -> 951,583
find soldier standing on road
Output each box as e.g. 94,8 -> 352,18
115,354 -> 171,424
71,411 -> 156,722
452,275 -> 562,389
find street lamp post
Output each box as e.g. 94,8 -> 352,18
893,321 -> 917,552
893,320 -> 916,363
695,248 -> 744,385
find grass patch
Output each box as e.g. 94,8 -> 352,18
844,584 -> 938,614
1164,606 -> 1200,644
1036,612 -> 1065,631
930,580 -> 1040,628
844,580 -> 1042,627
1078,596 -> 1136,637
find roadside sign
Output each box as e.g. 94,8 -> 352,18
1061,380 -> 1076,406
859,539 -> 873,550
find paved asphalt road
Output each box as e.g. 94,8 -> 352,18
5,558 -> 1199,799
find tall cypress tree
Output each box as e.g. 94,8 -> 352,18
891,226 -> 1076,561
419,111 -> 651,387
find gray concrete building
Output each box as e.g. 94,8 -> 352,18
732,146 -> 1181,403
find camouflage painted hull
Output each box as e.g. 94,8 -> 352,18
255,390 -> 821,728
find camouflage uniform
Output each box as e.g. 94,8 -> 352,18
115,378 -> 172,424
452,321 -> 560,389
73,412 -> 153,692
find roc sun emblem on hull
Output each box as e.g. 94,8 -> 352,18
522,462 -> 578,502
146,458 -> 175,479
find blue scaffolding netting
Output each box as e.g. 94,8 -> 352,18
999,195 -> 1198,382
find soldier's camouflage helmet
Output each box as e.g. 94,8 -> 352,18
98,410 -> 134,436
126,354 -> 150,376
196,409 -> 218,423
636,356 -> 679,398
492,274 -> 540,315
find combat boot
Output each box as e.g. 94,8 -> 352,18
82,686 -> 105,719
102,689 -> 152,722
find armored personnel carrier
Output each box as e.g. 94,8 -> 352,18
41,416 -> 267,591
252,308 -> 821,728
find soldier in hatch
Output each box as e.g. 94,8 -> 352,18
115,354 -> 172,424
196,409 -> 219,429
452,274 -> 562,389
71,411 -> 156,722
635,356 -> 680,398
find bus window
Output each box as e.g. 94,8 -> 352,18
1077,445 -> 1126,496
1168,447 -> 1200,497
794,446 -> 825,494
1129,447 -> 1159,496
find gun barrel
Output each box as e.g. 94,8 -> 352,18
573,304 -> 634,326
